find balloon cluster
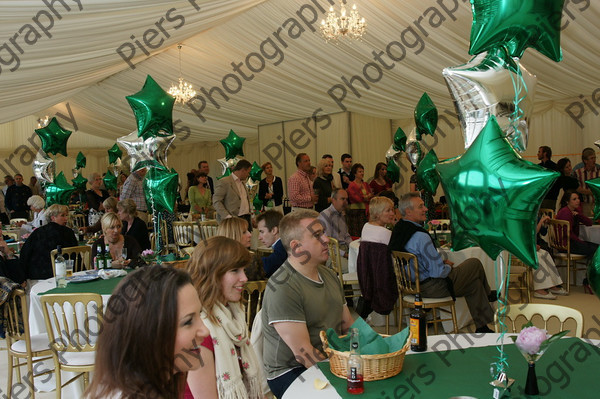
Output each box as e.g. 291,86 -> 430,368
121,75 -> 179,252
384,92 -> 438,193
34,117 -> 76,205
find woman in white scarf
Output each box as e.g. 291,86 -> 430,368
186,236 -> 265,399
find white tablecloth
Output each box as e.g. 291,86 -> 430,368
580,225 -> 600,244
282,334 -> 600,399
28,276 -> 110,396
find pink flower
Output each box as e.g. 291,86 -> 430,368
515,326 -> 549,355
222,372 -> 230,381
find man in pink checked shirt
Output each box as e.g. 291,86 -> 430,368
287,153 -> 318,210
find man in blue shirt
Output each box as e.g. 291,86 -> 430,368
256,210 -> 287,277
389,192 -> 495,333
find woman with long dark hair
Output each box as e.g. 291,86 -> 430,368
369,162 -> 391,195
556,189 -> 598,257
85,266 -> 209,398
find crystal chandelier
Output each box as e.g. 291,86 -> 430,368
320,0 -> 366,42
37,115 -> 49,128
168,44 -> 196,105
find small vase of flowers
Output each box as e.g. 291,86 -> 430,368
140,249 -> 157,265
511,322 -> 569,395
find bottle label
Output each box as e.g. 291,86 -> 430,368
56,261 -> 66,277
410,317 -> 420,345
349,366 -> 358,381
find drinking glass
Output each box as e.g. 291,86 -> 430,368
122,248 -> 127,260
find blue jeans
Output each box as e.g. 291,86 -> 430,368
267,367 -> 306,398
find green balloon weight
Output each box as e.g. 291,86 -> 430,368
469,0 -> 564,61
217,168 -> 232,180
585,178 -> 600,220
72,173 -> 88,191
436,116 -> 559,268
416,150 -> 439,196
250,161 -> 263,182
126,75 -> 175,140
220,130 -> 246,159
414,93 -> 437,140
393,127 -> 407,152
108,144 -> 123,164
45,172 -> 76,206
143,167 -> 179,213
76,151 -> 86,169
386,158 -> 400,184
103,170 -> 118,191
588,247 -> 600,300
34,117 -> 72,157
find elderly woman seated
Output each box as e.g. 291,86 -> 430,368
91,213 -> 142,268
19,195 -> 46,235
117,198 -> 151,250
19,204 -> 78,283
81,197 -> 118,235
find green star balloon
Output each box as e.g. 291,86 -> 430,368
72,173 -> 88,191
108,144 -> 123,164
585,178 -> 600,220
414,93 -> 437,140
386,158 -> 400,184
436,116 -> 559,268
76,151 -> 86,169
250,161 -> 263,182
253,193 -> 263,213
469,0 -> 564,61
103,170 -> 118,191
220,130 -> 245,159
34,117 -> 72,157
416,150 -> 439,196
46,172 -> 76,206
588,247 -> 600,300
126,75 -> 175,140
392,127 -> 407,152
143,167 -> 179,213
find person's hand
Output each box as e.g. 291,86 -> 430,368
572,210 -> 578,217
15,221 -> 26,227
536,244 -> 541,251
342,175 -> 350,184
265,192 -> 272,199
311,193 -> 318,203
540,215 -> 550,224
443,259 -> 454,267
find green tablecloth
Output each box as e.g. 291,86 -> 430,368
40,271 -> 130,295
317,337 -> 600,398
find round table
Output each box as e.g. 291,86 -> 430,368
282,334 -> 600,398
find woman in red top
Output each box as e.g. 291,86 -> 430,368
555,189 -> 598,257
369,162 -> 392,195
346,163 -> 373,237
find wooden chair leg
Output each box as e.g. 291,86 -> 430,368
451,305 -> 458,334
7,353 -> 14,399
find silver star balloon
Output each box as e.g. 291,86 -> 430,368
117,130 -> 175,172
33,150 -> 55,184
385,144 -> 403,168
217,156 -> 240,175
110,158 -> 122,177
443,49 -> 537,152
405,128 -> 423,167
246,176 -> 259,195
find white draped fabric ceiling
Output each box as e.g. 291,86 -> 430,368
0,0 -> 599,184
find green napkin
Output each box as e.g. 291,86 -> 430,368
325,317 -> 409,355
159,253 -> 177,262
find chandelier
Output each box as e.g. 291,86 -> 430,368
320,0 -> 366,42
168,44 -> 196,105
37,115 -> 49,128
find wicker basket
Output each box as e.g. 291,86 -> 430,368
319,330 -> 411,381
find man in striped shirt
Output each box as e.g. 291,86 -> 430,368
287,153 -> 317,209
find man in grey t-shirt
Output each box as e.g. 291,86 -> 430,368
262,209 -> 354,398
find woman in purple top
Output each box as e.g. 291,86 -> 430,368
555,189 -> 599,257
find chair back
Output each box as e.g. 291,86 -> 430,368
539,208 -> 555,219
172,221 -> 196,248
242,280 -> 267,331
327,237 -> 345,294
40,293 -> 104,354
3,231 -> 18,241
4,288 -> 31,349
497,303 -> 583,337
50,245 -> 92,276
546,219 -> 570,252
69,214 -> 86,230
198,220 -> 218,241
9,218 -> 28,225
391,251 -> 420,296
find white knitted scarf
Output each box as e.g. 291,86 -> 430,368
201,302 -> 263,399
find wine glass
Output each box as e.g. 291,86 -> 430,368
121,248 -> 127,261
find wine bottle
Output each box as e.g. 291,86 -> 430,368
55,245 -> 67,288
347,328 -> 364,394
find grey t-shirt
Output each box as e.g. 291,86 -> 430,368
262,261 -> 345,379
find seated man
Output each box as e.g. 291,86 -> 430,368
388,192 -> 495,333
262,210 -> 354,398
256,210 -> 287,277
318,188 -> 352,272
